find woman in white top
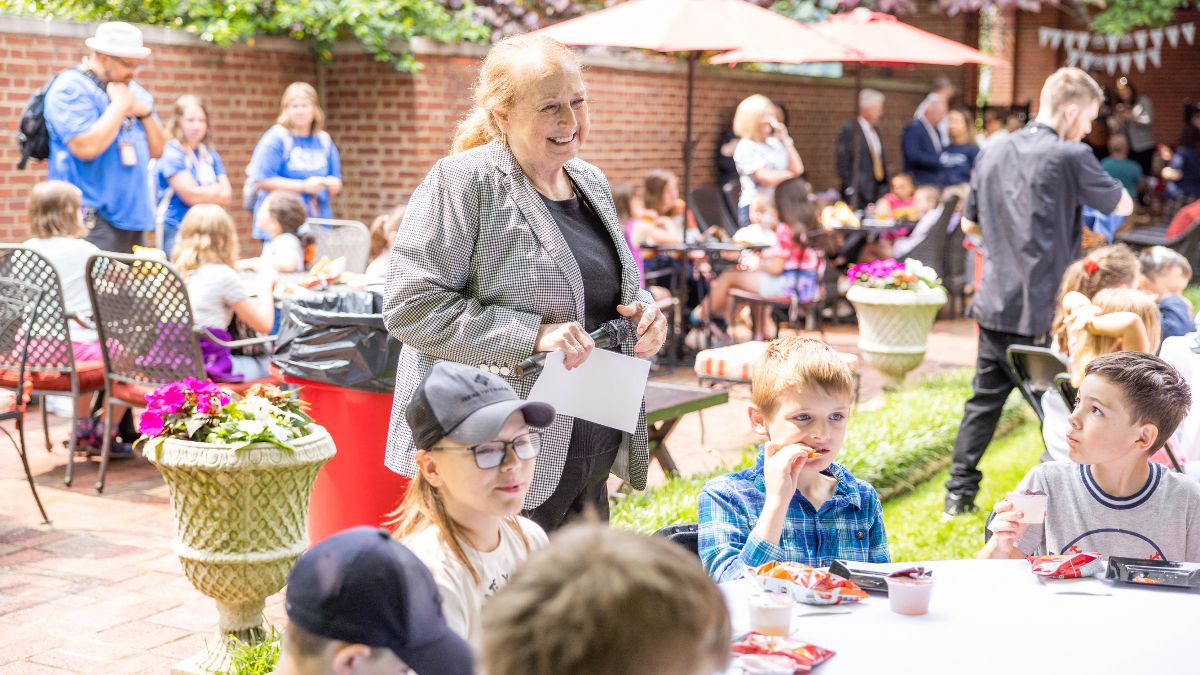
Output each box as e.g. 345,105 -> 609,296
731,94 -> 803,225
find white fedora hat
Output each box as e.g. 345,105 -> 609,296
85,22 -> 152,59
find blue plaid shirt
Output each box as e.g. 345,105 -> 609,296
698,447 -> 889,583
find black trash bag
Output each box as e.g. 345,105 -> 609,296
273,289 -> 401,394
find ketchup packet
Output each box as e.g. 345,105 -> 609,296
1028,552 -> 1104,579
750,561 -> 868,605
732,632 -> 836,673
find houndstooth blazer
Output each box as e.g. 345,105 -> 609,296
382,141 -> 653,508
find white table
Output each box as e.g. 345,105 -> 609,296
722,559 -> 1199,674
1160,335 -> 1200,465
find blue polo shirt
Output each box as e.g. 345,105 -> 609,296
44,69 -> 156,232
247,125 -> 341,239
155,140 -> 227,233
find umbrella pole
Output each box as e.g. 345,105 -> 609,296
853,61 -> 863,112
682,51 -> 698,223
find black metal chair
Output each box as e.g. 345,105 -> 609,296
690,186 -> 737,236
1115,217 -> 1200,271
1053,372 -> 1076,410
943,225 -> 970,318
305,218 -> 371,274
901,194 -> 961,281
652,522 -> 699,558
84,254 -> 280,492
0,246 -> 107,486
721,180 -> 742,226
1006,345 -> 1070,424
0,277 -> 50,523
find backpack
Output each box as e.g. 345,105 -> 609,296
242,126 -> 333,212
16,68 -> 106,170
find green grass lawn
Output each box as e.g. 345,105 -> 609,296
883,422 -> 1042,562
1183,285 -> 1200,312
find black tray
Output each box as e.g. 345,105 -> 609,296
1105,556 -> 1200,589
829,560 -> 890,594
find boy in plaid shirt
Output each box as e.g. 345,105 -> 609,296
699,337 -> 888,582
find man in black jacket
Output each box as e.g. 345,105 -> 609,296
835,89 -> 888,210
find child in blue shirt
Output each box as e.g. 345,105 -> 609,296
1139,246 -> 1195,340
699,337 -> 888,583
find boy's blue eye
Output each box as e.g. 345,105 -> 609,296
792,414 -> 810,423
830,413 -> 846,422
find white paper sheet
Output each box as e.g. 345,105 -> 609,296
526,349 -> 651,433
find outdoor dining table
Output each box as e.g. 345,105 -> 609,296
721,558 -> 1199,674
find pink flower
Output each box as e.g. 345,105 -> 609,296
138,410 -> 165,437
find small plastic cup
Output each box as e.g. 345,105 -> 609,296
1006,491 -> 1048,525
887,576 -> 935,616
747,591 -> 793,636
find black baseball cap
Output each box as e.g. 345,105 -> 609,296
406,361 -> 555,450
284,526 -> 474,675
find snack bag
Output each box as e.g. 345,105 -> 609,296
750,561 -> 868,605
1028,553 -> 1104,579
732,633 -> 836,673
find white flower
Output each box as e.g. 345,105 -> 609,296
235,420 -> 266,436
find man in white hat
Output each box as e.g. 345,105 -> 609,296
43,21 -> 165,252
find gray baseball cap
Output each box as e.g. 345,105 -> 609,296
406,361 -> 555,450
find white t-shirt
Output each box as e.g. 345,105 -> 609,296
184,263 -> 247,330
734,137 -> 791,208
261,232 -> 304,273
403,517 -> 547,644
1013,461 -> 1200,562
22,236 -> 101,343
365,253 -> 389,279
1159,335 -> 1200,463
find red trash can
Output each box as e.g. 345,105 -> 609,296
287,375 -> 410,545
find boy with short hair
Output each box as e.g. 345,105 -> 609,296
274,526 -> 474,675
1139,245 -> 1195,340
982,351 -> 1200,561
481,523 -> 730,675
1100,133 -> 1145,198
239,190 -> 307,273
698,337 -> 888,583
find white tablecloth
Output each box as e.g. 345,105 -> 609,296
1160,335 -> 1200,465
722,559 -> 1199,675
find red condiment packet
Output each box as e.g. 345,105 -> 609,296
732,632 -> 836,673
750,562 -> 868,605
1028,553 -> 1104,579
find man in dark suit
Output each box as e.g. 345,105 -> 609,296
901,93 -> 947,186
835,89 -> 888,210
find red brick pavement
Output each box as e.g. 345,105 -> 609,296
0,320 -> 977,673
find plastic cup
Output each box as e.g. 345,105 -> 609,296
1006,491 -> 1048,525
887,576 -> 934,616
747,591 -> 793,636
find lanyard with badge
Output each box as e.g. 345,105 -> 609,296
118,118 -> 138,167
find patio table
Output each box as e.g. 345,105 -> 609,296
644,382 -> 728,477
721,558 -> 1199,674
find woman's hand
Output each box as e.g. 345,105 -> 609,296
617,301 -> 667,359
303,176 -> 327,195
323,176 -> 343,196
535,322 -> 594,370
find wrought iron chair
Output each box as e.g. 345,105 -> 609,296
305,219 -> 371,274
0,277 -> 50,523
901,194 -> 961,281
0,246 -> 107,486
690,186 -> 738,236
652,522 -> 699,558
721,180 -> 742,226
85,253 -> 280,492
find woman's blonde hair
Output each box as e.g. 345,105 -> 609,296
28,180 -> 82,238
165,94 -> 210,146
276,82 -> 325,136
1051,244 -> 1140,350
451,34 -> 582,154
172,204 -> 238,278
732,94 -> 775,141
388,459 -> 530,585
1070,287 -> 1160,386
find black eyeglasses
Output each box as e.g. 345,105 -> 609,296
436,432 -> 541,469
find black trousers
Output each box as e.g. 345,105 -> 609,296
84,212 -> 145,253
945,327 -> 1045,499
525,446 -> 619,533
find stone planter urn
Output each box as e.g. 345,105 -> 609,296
847,285 -> 947,388
147,426 -> 335,674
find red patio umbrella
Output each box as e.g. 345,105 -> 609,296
532,0 -> 854,207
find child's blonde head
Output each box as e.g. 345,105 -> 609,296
890,173 -> 914,199
1071,287 -> 1160,386
481,524 -> 730,675
172,204 -> 237,278
751,337 -> 854,420
28,180 -> 83,239
749,190 -> 778,226
1051,244 -> 1140,349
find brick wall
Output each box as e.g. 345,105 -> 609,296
991,8 -> 1200,146
1,13 -> 978,244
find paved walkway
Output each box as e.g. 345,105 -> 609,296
0,320 -> 977,673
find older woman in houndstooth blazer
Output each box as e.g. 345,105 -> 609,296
382,34 -> 667,532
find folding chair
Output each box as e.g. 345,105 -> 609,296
85,254 -> 281,492
721,180 -> 742,225
689,186 -> 738,236
652,522 -> 699,558
902,194 -> 961,280
305,218 -> 371,274
1005,345 -> 1069,424
0,246 -> 106,486
0,277 -> 50,523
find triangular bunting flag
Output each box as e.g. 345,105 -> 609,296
1091,34 -> 1104,50
1150,28 -> 1164,47
1134,31 -> 1148,49
1074,32 -> 1088,49
1133,50 -> 1147,72
1039,26 -> 1051,47
1050,30 -> 1063,49
1183,23 -> 1195,45
1120,34 -> 1133,49
1118,54 -> 1132,73
1148,46 -> 1162,68
1166,25 -> 1180,48
1081,52 -> 1095,70
1104,54 -> 1118,74
1105,34 -> 1120,52
1066,48 -> 1081,67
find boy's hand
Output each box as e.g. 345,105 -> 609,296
982,500 -> 1029,558
762,441 -> 811,508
